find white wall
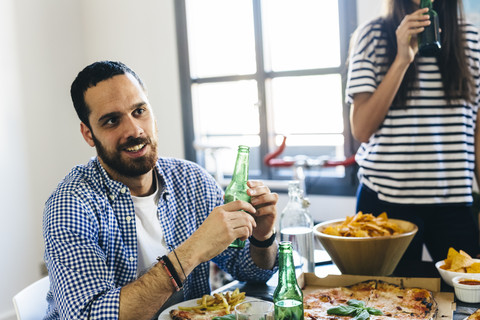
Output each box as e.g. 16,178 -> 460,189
80,0 -> 184,157
0,0 -> 34,319
0,1 -> 382,319
1,1 -> 182,319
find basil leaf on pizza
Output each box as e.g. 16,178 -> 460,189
366,307 -> 383,316
355,309 -> 371,320
348,299 -> 366,308
328,299 -> 383,320
327,305 -> 357,316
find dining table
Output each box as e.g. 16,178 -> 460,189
212,249 -> 480,320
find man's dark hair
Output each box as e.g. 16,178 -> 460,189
70,61 -> 145,128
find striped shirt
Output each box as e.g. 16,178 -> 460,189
43,157 -> 276,320
346,18 -> 480,205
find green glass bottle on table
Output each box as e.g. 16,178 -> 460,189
224,145 -> 250,249
418,0 -> 441,57
273,241 -> 304,320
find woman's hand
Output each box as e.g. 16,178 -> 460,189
395,8 -> 431,65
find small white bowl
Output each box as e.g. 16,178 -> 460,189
452,275 -> 480,303
435,260 -> 480,287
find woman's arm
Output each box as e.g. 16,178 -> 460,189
350,8 -> 430,142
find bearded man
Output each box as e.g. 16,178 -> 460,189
42,61 -> 278,320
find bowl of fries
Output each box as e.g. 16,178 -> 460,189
435,247 -> 480,287
313,212 -> 418,276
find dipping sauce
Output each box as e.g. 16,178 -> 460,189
459,279 -> 480,285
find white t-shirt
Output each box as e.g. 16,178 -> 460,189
132,176 -> 168,276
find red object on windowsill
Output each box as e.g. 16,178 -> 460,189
263,136 -> 356,168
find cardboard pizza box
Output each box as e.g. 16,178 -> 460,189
298,272 -> 455,320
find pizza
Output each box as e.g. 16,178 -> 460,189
169,308 -> 228,320
467,308 -> 480,320
304,280 -> 437,320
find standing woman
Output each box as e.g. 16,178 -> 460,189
346,0 -> 480,262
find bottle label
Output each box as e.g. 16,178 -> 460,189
280,227 -> 315,272
224,192 -> 250,203
274,299 -> 303,320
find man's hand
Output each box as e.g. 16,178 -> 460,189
179,181 -> 278,272
186,200 -> 258,264
247,180 -> 278,241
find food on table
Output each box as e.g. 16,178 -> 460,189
467,308 -> 480,320
327,299 -> 383,319
459,279 -> 480,285
211,316 -> 236,320
440,247 -> 480,273
304,280 -> 437,320
321,212 -> 405,237
169,289 -> 246,319
170,309 -> 228,320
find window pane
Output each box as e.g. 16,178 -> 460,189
262,0 -> 341,71
192,80 -> 259,137
185,0 -> 256,77
176,0 -> 358,196
270,74 -> 344,135
198,137 -> 262,178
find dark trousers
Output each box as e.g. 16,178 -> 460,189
356,183 -> 480,262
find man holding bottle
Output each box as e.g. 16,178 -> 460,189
42,61 -> 278,320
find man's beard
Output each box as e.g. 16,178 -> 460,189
92,134 -> 158,178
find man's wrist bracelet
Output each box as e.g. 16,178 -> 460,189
157,255 -> 182,291
249,231 -> 276,248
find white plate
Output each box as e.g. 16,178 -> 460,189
158,296 -> 262,319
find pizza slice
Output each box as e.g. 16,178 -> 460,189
304,279 -> 376,308
169,308 -> 228,320
304,280 -> 437,320
304,280 -> 376,319
367,280 -> 437,319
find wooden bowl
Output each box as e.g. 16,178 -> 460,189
313,219 -> 418,276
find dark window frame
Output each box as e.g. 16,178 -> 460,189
174,0 -> 359,196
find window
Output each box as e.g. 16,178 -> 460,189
175,0 -> 358,196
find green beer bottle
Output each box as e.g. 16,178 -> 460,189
273,241 -> 304,320
418,0 -> 441,57
225,145 -> 251,249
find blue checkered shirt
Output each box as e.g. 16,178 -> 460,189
43,157 -> 277,320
